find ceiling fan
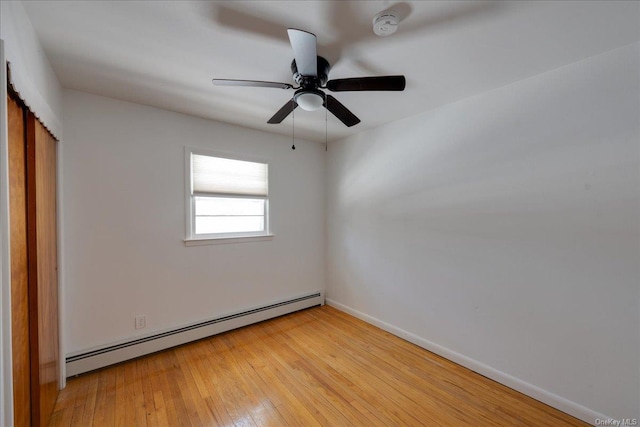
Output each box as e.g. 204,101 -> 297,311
212,29 -> 406,127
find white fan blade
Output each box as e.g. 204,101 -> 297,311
287,28 -> 317,77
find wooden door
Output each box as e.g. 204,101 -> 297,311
8,95 -> 31,426
8,91 -> 60,427
27,113 -> 60,427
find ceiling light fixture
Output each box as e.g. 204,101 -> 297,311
294,89 -> 324,111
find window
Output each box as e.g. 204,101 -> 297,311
186,149 -> 270,241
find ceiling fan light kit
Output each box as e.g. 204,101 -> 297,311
212,28 -> 406,127
295,89 -> 324,111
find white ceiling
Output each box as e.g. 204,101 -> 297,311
22,1 -> 640,142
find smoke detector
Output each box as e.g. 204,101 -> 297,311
373,10 -> 399,36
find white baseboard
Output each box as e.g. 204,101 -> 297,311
325,298 -> 609,426
66,292 -> 324,376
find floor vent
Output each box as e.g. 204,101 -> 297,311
66,292 -> 324,376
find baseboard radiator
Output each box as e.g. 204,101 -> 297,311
66,292 -> 324,376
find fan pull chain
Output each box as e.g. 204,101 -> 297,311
291,99 -> 296,150
325,98 -> 328,152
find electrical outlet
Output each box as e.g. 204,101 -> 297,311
135,315 -> 146,330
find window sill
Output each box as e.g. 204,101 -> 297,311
184,234 -> 274,246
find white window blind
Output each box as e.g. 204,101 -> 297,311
186,150 -> 270,241
192,154 -> 268,197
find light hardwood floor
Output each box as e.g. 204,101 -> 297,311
50,305 -> 588,426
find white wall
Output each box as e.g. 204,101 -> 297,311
326,42 -> 640,422
0,0 -> 63,137
62,90 -> 325,354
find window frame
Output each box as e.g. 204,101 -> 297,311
184,147 -> 273,245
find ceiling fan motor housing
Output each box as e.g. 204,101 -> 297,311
291,56 -> 330,88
